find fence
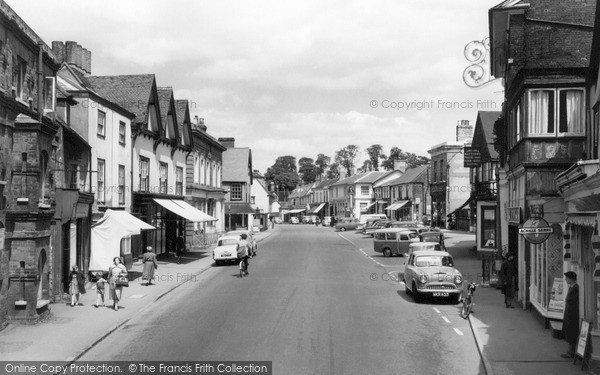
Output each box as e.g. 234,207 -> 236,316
191,233 -> 221,249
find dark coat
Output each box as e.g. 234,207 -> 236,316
69,271 -> 86,294
563,283 -> 580,343
499,259 -> 517,290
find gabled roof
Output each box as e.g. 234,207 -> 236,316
385,165 -> 429,186
222,148 -> 252,182
288,183 -> 314,198
331,171 -> 390,186
86,74 -> 157,123
472,111 -> 501,160
174,99 -> 191,146
157,87 -> 178,140
313,178 -> 338,189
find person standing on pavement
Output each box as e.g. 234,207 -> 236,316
142,246 -> 158,286
499,253 -> 517,308
175,234 -> 185,264
94,272 -> 106,308
561,271 -> 579,359
108,257 -> 128,311
69,265 -> 86,307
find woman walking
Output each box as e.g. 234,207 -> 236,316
69,265 -> 86,307
142,246 -> 158,286
108,257 -> 128,311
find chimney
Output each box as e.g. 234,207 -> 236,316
52,41 -> 92,74
394,159 -> 407,173
456,119 -> 473,143
218,137 -> 235,148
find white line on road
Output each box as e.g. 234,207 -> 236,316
433,308 -> 441,314
442,316 -> 451,323
453,328 -> 464,336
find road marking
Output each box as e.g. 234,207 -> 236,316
442,316 -> 451,323
453,328 -> 464,336
433,307 -> 441,314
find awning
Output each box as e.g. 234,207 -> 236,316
288,208 -> 306,214
154,198 -> 218,222
90,209 -> 155,270
226,203 -> 257,215
566,214 -> 598,228
385,200 -> 410,211
447,196 -> 474,217
308,203 -> 326,214
361,201 -> 377,212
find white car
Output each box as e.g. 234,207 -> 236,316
226,230 -> 257,256
213,236 -> 240,265
290,217 -> 299,224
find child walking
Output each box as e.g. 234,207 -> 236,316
94,272 -> 107,308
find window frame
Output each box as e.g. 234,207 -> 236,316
526,88 -> 585,138
118,164 -> 125,205
159,162 -> 168,194
230,183 -> 242,201
97,159 -> 105,203
175,166 -> 183,196
139,156 -> 150,192
97,110 -> 106,137
119,121 -> 126,145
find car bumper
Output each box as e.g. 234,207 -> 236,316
416,285 -> 462,297
213,254 -> 238,261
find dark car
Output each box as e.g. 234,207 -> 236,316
363,220 -> 392,236
334,218 -> 360,232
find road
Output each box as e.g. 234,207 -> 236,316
81,225 -> 485,375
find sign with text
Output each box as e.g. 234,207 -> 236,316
464,147 -> 482,167
519,217 -> 553,244
507,207 -> 521,224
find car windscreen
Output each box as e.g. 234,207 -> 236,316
414,255 -> 453,267
218,239 -> 238,246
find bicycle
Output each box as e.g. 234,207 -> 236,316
239,256 -> 249,278
461,282 -> 477,319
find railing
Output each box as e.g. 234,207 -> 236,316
473,180 -> 497,199
192,233 -> 221,249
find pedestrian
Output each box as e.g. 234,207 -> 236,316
499,253 -> 517,308
69,265 -> 86,307
142,246 -> 158,286
175,234 -> 185,264
561,271 -> 579,359
94,271 -> 106,308
108,256 -> 128,311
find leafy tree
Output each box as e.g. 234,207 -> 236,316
335,145 -> 360,177
298,157 -> 317,184
357,159 -> 373,173
366,144 -> 386,171
326,162 -> 340,179
381,147 -> 430,170
315,154 -> 331,179
265,156 -> 300,197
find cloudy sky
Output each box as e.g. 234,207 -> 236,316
10,0 -> 504,173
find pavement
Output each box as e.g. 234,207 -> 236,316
0,225 -> 596,375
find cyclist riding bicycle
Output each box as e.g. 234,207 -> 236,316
237,234 -> 251,276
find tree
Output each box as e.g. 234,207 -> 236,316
365,144 -> 386,171
357,159 -> 373,173
326,162 -> 340,179
265,156 -> 300,199
315,154 -> 331,179
381,147 -> 430,170
298,157 -> 317,184
335,145 -> 360,177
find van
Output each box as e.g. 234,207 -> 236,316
359,214 -> 388,225
373,228 -> 420,257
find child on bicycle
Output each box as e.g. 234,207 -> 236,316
237,234 -> 251,275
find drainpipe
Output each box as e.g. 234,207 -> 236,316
37,42 -> 43,124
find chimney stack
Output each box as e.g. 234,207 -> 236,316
394,159 -> 407,173
218,137 -> 235,148
456,119 -> 473,143
51,41 -> 92,75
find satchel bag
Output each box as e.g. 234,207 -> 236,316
116,275 -> 129,287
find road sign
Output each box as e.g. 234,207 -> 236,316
519,217 -> 553,244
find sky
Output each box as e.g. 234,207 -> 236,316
9,0 -> 505,174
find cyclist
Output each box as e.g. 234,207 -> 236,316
237,234 -> 251,275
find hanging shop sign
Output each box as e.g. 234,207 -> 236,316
519,217 -> 553,244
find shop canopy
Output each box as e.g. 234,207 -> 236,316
385,200 -> 410,211
288,208 -> 307,214
226,203 -> 257,214
90,209 -> 155,270
308,203 -> 326,214
154,198 -> 218,222
361,202 -> 377,212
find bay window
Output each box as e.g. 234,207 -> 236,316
527,88 -> 584,137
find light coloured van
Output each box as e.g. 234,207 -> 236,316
360,214 -> 388,225
373,228 -> 420,257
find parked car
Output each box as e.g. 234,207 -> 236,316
226,230 -> 257,256
403,250 -> 463,303
322,216 -> 332,226
420,230 -> 446,250
303,215 -> 317,224
363,220 -> 391,236
357,214 -> 389,230
405,241 -> 442,258
213,236 -> 241,266
273,217 -> 283,224
289,217 -> 300,224
334,218 -> 360,232
373,228 -> 419,257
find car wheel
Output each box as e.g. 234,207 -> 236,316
340,227 -> 346,232
383,248 -> 392,257
412,282 -> 420,302
215,260 -> 221,266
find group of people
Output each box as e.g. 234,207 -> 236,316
68,256 -> 128,311
499,252 -> 580,359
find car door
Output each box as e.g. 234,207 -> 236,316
398,233 -> 411,253
404,253 -> 415,288
386,232 -> 398,254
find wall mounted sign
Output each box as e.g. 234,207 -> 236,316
464,147 -> 482,168
519,217 -> 553,244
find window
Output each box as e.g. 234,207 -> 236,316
118,165 -> 125,205
139,157 -> 149,191
251,196 -> 255,204
176,167 -> 183,196
69,164 -> 78,189
433,161 -> 437,182
231,183 -> 242,200
527,89 -> 584,136
13,57 -> 26,100
97,159 -> 105,203
386,232 -> 397,240
119,121 -> 126,145
593,106 -> 600,159
159,162 -> 168,194
43,77 -> 55,112
97,110 -> 106,137
361,186 -> 369,195
480,206 -> 496,248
